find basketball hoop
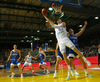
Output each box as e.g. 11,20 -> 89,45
51,3 -> 63,15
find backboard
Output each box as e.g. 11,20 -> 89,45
39,0 -> 82,7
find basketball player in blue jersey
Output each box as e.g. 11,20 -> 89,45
21,52 -> 36,74
6,45 -> 23,78
43,12 -> 91,79
66,21 -> 93,80
35,47 -> 50,74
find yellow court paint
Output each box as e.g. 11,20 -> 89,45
0,68 -> 100,82
0,65 -> 100,82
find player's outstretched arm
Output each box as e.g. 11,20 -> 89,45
42,51 -> 46,61
17,50 -> 21,61
34,54 -> 39,58
32,56 -> 37,59
24,56 -> 27,61
6,51 -> 12,62
43,15 -> 54,26
75,21 -> 87,37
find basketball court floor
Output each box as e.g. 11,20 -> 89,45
0,64 -> 100,82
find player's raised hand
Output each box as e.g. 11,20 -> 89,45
84,21 -> 87,26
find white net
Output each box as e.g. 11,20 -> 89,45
52,3 -> 63,15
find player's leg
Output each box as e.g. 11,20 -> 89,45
43,62 -> 50,74
17,62 -> 23,78
39,61 -> 47,73
30,63 -> 35,74
10,63 -> 15,78
59,58 -> 63,69
21,65 -> 25,71
39,64 -> 44,70
73,48 -> 91,66
53,57 -> 61,77
59,44 -> 74,77
65,38 -> 91,66
66,70 -> 70,81
17,61 -> 23,78
68,53 -> 79,75
21,62 -> 27,71
78,57 -> 93,77
62,53 -> 74,76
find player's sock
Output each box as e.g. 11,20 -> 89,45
68,65 -> 71,69
32,70 -> 35,74
53,70 -> 57,78
68,66 -> 75,76
82,56 -> 91,66
74,70 -> 79,75
43,69 -> 46,73
55,70 -> 57,73
11,72 -> 15,78
68,70 -> 70,76
84,69 -> 88,75
21,73 -> 23,78
46,69 -> 50,74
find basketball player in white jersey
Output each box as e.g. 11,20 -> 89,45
35,47 -> 50,74
21,52 -> 36,74
42,10 -> 91,79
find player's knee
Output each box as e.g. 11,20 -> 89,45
69,58 -> 73,62
11,66 -> 13,68
17,63 -> 20,67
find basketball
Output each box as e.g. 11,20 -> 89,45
42,8 -> 48,15
46,22 -> 51,27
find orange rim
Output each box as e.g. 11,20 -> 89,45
51,3 -> 63,9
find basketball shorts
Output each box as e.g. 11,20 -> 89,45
39,59 -> 46,66
11,60 -> 20,66
58,37 -> 75,53
24,62 -> 32,66
68,46 -> 82,58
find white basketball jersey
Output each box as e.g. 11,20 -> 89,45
26,55 -> 32,63
55,26 -> 68,43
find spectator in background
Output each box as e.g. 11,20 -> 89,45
97,44 -> 100,67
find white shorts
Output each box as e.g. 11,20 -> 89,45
24,62 -> 32,66
11,63 -> 20,66
58,38 -> 75,53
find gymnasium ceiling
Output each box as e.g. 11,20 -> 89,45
0,0 -> 100,44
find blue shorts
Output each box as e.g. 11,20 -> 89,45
69,46 -> 80,56
57,49 -> 64,59
39,59 -> 46,65
11,60 -> 20,66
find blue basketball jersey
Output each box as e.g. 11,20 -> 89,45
11,50 -> 19,61
69,34 -> 78,46
69,34 -> 80,55
39,51 -> 44,59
